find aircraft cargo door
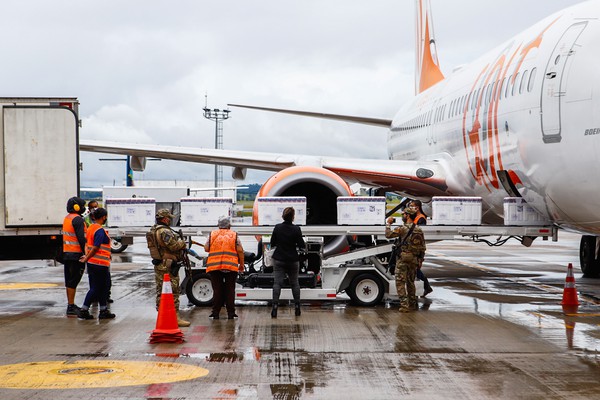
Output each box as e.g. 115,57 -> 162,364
3,106 -> 79,227
541,22 -> 587,144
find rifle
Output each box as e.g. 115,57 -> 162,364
388,223 -> 416,274
174,229 -> 193,278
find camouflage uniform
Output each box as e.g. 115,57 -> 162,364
151,220 -> 186,310
385,210 -> 426,312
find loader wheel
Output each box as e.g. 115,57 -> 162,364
186,271 -> 213,306
110,238 -> 128,253
348,273 -> 384,307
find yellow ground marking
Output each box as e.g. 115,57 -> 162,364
0,360 -> 209,389
564,313 -> 600,317
527,312 -> 545,319
0,283 -> 59,290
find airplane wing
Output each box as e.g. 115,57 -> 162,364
80,140 -> 448,197
80,140 -> 295,171
227,104 -> 393,127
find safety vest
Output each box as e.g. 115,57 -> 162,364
62,213 -> 87,254
85,223 -> 111,267
206,229 -> 239,273
413,212 -> 427,225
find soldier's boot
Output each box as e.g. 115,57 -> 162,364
177,313 -> 191,327
398,296 -> 411,313
409,297 -> 418,310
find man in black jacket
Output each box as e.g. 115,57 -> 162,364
270,207 -> 306,317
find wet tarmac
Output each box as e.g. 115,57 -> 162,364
1,232 -> 600,399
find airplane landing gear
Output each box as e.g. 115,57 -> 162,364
580,235 -> 600,278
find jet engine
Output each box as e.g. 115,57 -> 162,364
129,156 -> 147,171
254,166 -> 354,256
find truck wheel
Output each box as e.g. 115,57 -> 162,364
580,235 -> 600,278
110,239 -> 128,253
186,271 -> 214,307
348,273 -> 384,307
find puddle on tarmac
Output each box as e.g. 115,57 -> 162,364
55,353 -> 111,358
205,352 -> 244,363
270,383 -> 303,400
432,280 -> 600,353
145,348 -> 260,363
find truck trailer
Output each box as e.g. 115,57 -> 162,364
0,98 -> 80,260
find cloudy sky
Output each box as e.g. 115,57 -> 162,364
0,0 -> 585,187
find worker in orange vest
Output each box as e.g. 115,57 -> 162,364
409,200 -> 433,297
204,216 -> 245,320
78,208 -> 115,320
62,197 -> 87,317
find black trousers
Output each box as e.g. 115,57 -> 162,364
209,270 -> 237,316
83,263 -> 111,308
416,268 -> 432,292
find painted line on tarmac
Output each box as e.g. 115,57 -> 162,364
0,360 -> 209,389
0,283 -> 59,290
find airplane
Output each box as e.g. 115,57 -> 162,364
80,0 -> 600,277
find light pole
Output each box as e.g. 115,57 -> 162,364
203,106 -> 230,197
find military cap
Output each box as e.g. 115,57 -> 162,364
403,206 -> 418,216
156,209 -> 175,219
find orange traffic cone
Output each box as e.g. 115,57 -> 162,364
562,304 -> 578,349
149,274 -> 184,344
561,263 -> 580,306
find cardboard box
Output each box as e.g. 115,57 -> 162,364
180,197 -> 233,226
337,196 -> 386,225
105,198 -> 156,227
431,196 -> 482,225
256,197 -> 307,225
503,197 -> 549,226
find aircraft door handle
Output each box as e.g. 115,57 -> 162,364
546,72 -> 557,79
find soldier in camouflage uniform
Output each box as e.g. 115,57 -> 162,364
148,209 -> 190,327
385,207 -> 426,312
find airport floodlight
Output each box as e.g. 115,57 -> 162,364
203,107 -> 231,197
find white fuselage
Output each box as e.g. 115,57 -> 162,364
389,1 -> 600,233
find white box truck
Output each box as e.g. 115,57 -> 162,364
0,98 -> 80,260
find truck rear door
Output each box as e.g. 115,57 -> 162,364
3,106 -> 79,227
